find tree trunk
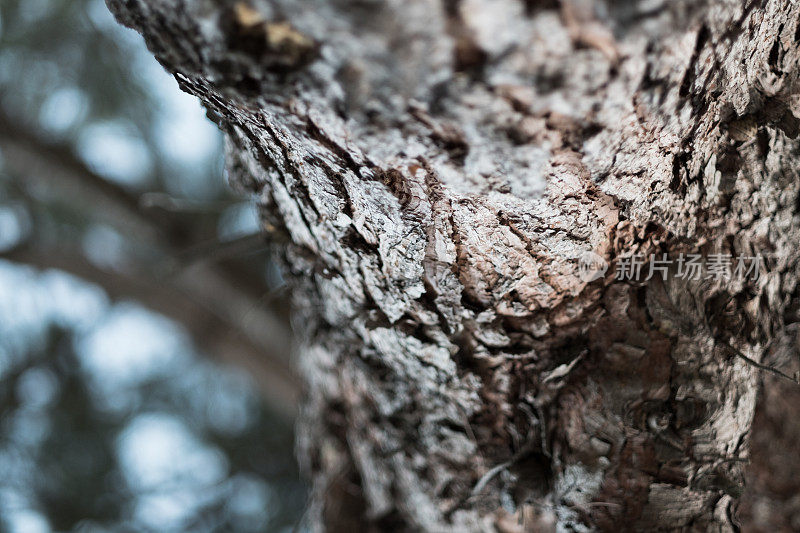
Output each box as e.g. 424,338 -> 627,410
106,0 -> 800,530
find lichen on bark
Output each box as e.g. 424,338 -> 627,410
107,0 -> 800,530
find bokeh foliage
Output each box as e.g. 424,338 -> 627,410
0,0 -> 304,530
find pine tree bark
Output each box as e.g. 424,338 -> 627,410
107,0 -> 800,530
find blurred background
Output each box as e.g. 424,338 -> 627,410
0,0 -> 305,531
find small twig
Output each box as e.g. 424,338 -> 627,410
168,232 -> 268,272
471,460 -> 513,497
139,192 -> 240,213
470,440 -> 540,497
719,338 -> 799,385
700,291 -> 799,385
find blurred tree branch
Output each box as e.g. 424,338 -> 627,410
0,111 -> 299,415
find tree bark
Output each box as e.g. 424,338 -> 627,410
106,0 -> 800,530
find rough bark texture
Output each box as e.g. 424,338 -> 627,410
106,0 -> 800,530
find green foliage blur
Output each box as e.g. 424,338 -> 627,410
0,314 -> 305,532
0,0 -> 305,531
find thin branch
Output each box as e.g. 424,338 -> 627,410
139,191 -> 241,213
470,461 -> 512,497
171,232 -> 269,269
1,242 -> 299,416
719,338 -> 800,385
0,111 -> 299,414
